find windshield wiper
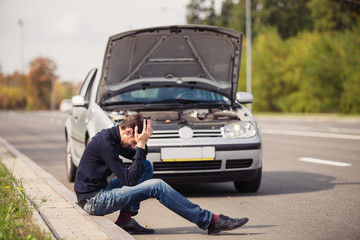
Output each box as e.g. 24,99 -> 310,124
150,99 -> 215,104
101,101 -> 145,107
101,99 -> 199,106
154,99 -> 229,107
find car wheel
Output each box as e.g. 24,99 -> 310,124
234,168 -> 262,193
66,139 -> 77,182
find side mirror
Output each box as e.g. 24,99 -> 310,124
71,95 -> 87,107
236,92 -> 253,104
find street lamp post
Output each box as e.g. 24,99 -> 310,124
246,0 -> 252,111
18,19 -> 24,72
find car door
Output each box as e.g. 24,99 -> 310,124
71,69 -> 97,160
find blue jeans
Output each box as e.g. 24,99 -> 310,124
83,160 -> 213,230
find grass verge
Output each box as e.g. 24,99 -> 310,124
0,159 -> 51,240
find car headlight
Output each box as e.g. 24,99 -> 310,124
222,121 -> 256,138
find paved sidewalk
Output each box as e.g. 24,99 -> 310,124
0,137 -> 134,240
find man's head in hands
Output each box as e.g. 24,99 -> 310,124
119,114 -> 153,149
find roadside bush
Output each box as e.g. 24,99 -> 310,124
251,25 -> 360,113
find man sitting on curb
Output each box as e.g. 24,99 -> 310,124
74,114 -> 249,235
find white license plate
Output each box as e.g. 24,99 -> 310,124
161,147 -> 215,162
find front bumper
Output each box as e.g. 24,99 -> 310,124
146,145 -> 262,183
153,168 -> 262,183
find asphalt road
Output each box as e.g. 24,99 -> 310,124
0,111 -> 359,240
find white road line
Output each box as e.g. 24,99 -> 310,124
299,157 -> 352,167
261,128 -> 360,140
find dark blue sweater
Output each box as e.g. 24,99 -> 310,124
74,125 -> 148,201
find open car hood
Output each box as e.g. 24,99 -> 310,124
98,25 -> 243,104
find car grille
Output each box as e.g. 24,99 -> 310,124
153,161 -> 221,171
125,159 -> 253,171
151,129 -> 222,139
226,159 -> 253,169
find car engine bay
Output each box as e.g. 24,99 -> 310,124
108,107 -> 252,131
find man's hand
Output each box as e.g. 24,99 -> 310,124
134,119 -> 153,149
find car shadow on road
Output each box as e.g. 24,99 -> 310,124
169,171 -> 343,197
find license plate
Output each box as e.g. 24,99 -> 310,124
161,147 -> 215,162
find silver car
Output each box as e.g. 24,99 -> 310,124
65,25 -> 262,192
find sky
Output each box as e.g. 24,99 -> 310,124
0,0 -> 223,83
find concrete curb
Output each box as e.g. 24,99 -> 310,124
0,136 -> 135,240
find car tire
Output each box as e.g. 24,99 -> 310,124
66,139 -> 77,182
234,168 -> 262,193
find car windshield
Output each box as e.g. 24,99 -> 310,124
102,87 -> 231,106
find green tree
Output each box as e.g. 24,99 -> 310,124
0,71 -> 27,109
308,0 -> 360,32
251,26 -> 360,113
218,0 -> 235,27
339,26 -> 360,113
254,0 -> 313,39
186,0 -> 218,25
251,28 -> 292,111
187,0 -> 314,39
205,0 -> 217,25
302,28 -> 360,113
0,57 -> 77,110
186,0 -> 207,24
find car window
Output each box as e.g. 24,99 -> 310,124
103,87 -> 230,104
78,69 -> 97,97
84,74 -> 96,102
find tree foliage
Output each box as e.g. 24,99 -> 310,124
186,0 -> 218,25
0,57 -> 76,110
255,0 -> 314,39
26,57 -> 57,110
0,72 -> 27,109
250,27 -> 360,113
308,0 -> 360,32
187,0 -> 360,39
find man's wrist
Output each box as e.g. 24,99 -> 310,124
136,142 -> 146,149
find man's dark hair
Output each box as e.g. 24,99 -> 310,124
119,114 -> 145,134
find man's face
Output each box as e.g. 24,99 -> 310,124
121,127 -> 137,148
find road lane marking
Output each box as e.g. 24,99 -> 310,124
299,157 -> 352,167
262,129 -> 360,140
